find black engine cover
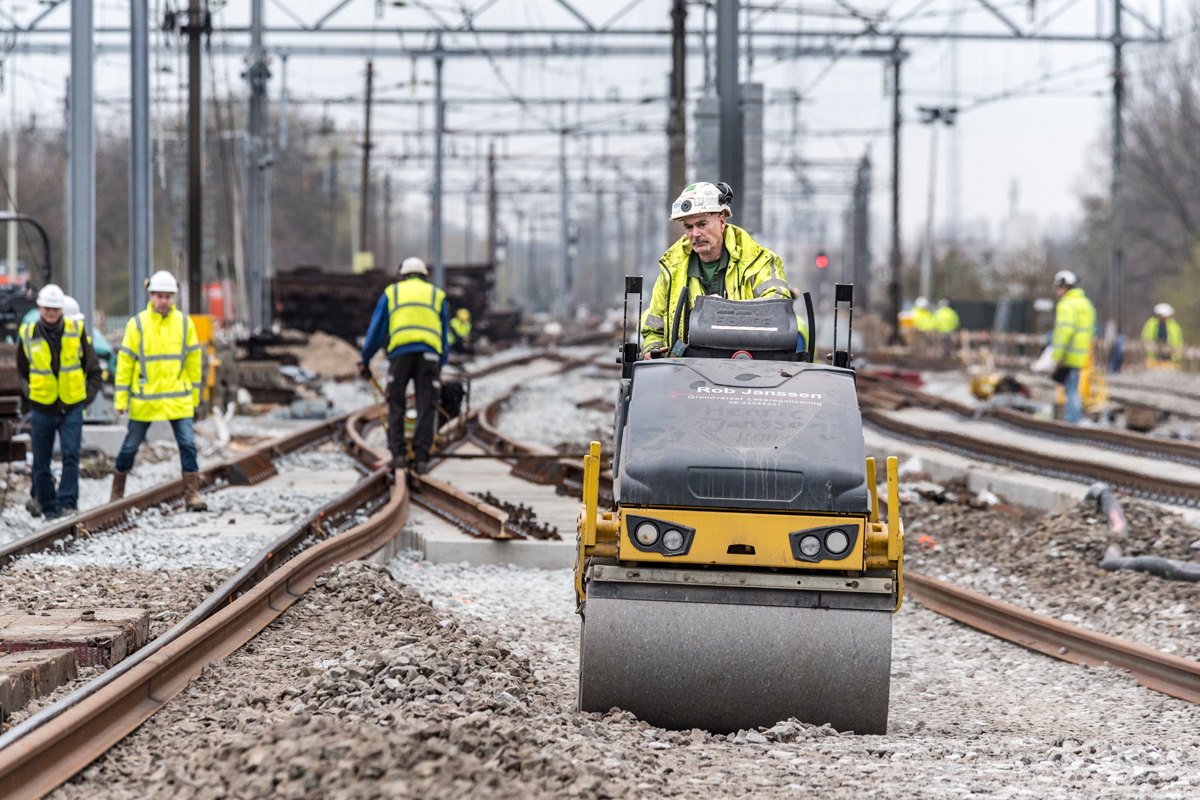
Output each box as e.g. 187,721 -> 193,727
615,358 -> 869,514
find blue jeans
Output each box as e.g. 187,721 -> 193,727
115,417 -> 199,474
1063,368 -> 1083,424
31,407 -> 84,514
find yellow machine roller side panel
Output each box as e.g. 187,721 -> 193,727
618,507 -> 867,570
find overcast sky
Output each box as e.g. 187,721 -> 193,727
0,0 -> 1190,258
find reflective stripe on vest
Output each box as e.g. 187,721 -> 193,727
20,319 -> 86,405
386,279 -> 444,354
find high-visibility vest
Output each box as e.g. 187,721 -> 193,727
449,315 -> 471,343
115,304 -> 202,421
1051,288 -> 1096,369
912,307 -> 936,331
386,278 -> 446,354
20,319 -> 86,406
640,224 -> 789,356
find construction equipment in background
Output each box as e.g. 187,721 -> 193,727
0,214 -> 52,344
574,282 -> 904,734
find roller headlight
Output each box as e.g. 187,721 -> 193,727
662,529 -> 684,551
799,535 -> 821,558
635,522 -> 660,546
824,529 -> 849,556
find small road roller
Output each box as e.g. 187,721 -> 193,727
574,285 -> 903,735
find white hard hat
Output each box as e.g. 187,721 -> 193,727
937,298 -> 950,308
62,296 -> 85,322
36,283 -> 65,309
399,257 -> 428,277
1052,270 -> 1078,288
1155,303 -> 1175,318
146,270 -> 179,293
914,296 -> 930,310
670,181 -> 733,221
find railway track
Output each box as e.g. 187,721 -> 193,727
0,348 -> 590,799
859,375 -> 1200,506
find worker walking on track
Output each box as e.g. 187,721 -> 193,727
642,181 -> 791,358
448,308 -> 473,354
110,270 -> 207,511
1051,270 -> 1096,425
1142,303 -> 1183,370
358,257 -> 449,474
17,284 -> 103,519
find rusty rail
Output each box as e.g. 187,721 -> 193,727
906,572 -> 1200,704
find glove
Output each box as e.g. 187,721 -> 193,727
358,361 -> 372,379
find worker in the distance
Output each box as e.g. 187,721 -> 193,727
358,257 -> 449,475
448,307 -> 473,354
933,299 -> 960,357
1051,270 -> 1096,424
642,181 -> 790,358
1142,303 -> 1183,369
110,270 -> 207,511
17,284 -> 103,519
912,297 -> 935,332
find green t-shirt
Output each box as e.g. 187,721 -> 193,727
691,250 -> 729,297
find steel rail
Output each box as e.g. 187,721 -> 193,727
0,408 -> 410,800
861,407 -> 1200,507
859,375 -> 1200,468
905,572 -> 1200,704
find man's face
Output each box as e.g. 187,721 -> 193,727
39,306 -> 62,325
151,292 -> 174,315
1054,285 -> 1067,299
682,213 -> 726,261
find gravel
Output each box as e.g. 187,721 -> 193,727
491,368 -> 616,453
48,559 -> 1200,798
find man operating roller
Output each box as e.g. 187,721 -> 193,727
641,182 -> 791,358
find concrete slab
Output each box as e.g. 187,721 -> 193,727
0,608 -> 149,667
0,649 -> 77,720
398,505 -> 576,570
254,465 -> 363,494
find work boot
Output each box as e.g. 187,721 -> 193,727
109,471 -> 129,503
25,498 -> 41,518
413,460 -> 430,476
182,472 -> 208,512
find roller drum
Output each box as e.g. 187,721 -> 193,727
579,596 -> 892,735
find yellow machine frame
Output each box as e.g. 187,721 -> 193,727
575,443 -> 904,611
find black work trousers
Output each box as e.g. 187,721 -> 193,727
386,350 -> 441,465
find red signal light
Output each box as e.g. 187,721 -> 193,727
815,253 -> 829,269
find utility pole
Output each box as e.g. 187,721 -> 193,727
852,152 -> 872,312
1110,0 -> 1125,335
432,34 -> 445,288
918,106 -> 956,302
716,0 -> 741,215
382,173 -> 392,272
888,41 -> 903,345
6,57 -> 17,286
245,0 -> 270,330
278,54 -> 289,151
667,0 -> 687,243
558,104 -> 569,318
486,141 -> 497,267
359,60 -> 374,268
129,0 -> 152,314
68,0 -> 95,329
186,0 -> 205,314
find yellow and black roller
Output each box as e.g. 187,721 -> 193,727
574,294 -> 903,735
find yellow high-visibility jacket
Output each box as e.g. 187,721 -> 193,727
1142,316 -> 1183,361
449,315 -> 472,344
20,319 -> 87,406
387,277 -> 446,354
933,306 -> 960,333
115,303 -> 202,421
1051,287 -> 1096,369
640,224 -> 789,355
912,307 -> 935,332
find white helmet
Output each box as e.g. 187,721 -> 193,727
670,181 -> 733,221
937,299 -> 950,308
914,296 -> 930,310
1155,303 -> 1175,318
1052,270 -> 1078,288
36,283 -> 65,309
62,296 -> 85,322
146,270 -> 179,293
399,257 -> 428,277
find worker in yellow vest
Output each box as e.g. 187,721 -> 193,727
358,257 -> 449,474
1051,270 -> 1096,424
448,307 -> 473,354
1142,303 -> 1184,369
110,270 -> 206,511
17,284 -> 103,519
912,297 -> 935,332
